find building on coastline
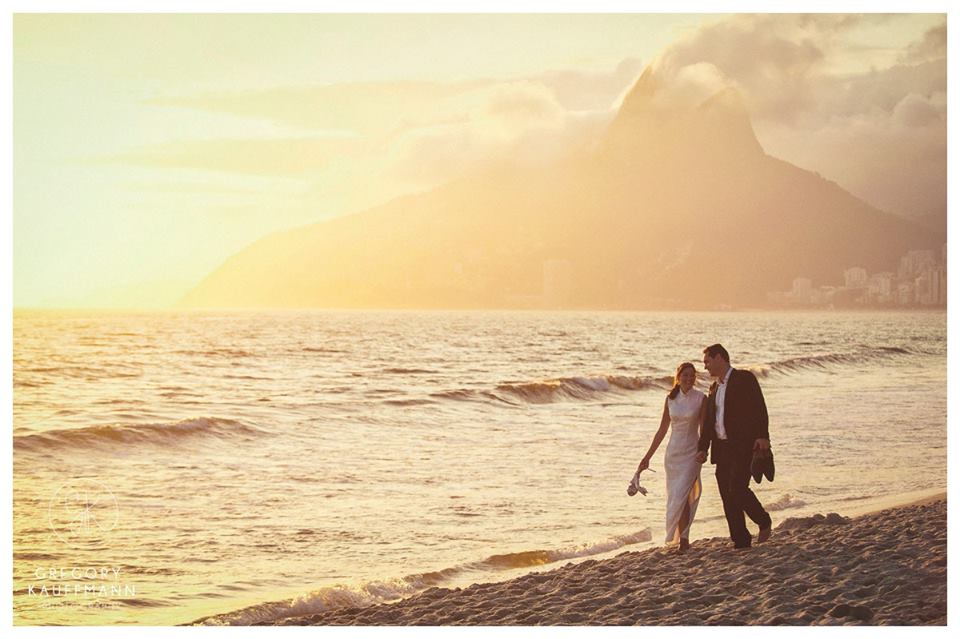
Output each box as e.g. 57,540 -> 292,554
844,267 -> 868,290
766,246 -> 945,308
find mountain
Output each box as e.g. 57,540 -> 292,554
178,66 -> 943,310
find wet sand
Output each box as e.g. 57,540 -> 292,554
264,496 -> 946,626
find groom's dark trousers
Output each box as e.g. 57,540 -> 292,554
700,369 -> 772,548
714,440 -> 771,547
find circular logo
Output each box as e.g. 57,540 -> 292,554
47,479 -> 119,547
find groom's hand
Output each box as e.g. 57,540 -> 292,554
695,451 -> 707,464
754,438 -> 770,451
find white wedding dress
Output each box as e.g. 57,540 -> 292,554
663,387 -> 704,544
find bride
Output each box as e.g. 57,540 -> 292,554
636,362 -> 705,553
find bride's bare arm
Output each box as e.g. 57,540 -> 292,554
638,397 -> 670,472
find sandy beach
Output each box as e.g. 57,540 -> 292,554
263,496 -> 946,626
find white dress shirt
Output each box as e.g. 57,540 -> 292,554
715,366 -> 734,440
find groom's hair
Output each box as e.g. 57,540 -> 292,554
703,344 -> 730,362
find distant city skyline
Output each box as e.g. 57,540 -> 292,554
769,244 -> 947,309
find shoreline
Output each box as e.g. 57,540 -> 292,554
244,492 -> 946,626
859,490 -> 945,516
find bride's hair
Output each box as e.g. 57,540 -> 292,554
667,362 -> 696,399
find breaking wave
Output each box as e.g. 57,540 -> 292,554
190,527 -> 652,625
747,346 -> 914,378
431,345 -> 917,405
473,528 -> 653,570
13,417 -> 267,452
432,375 -> 673,405
765,493 -> 808,511
495,375 -> 673,403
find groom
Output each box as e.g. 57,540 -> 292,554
696,344 -> 772,549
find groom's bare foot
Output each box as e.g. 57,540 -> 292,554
758,526 -> 772,543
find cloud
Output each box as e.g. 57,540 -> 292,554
649,62 -> 734,111
144,59 -> 641,137
647,14 -> 945,220
106,136 -> 359,177
809,59 -> 945,125
893,92 -> 944,127
484,82 -> 566,125
652,15 -> 831,122
650,14 -> 945,124
900,24 -> 946,64
129,60 -> 642,189
534,57 -> 645,111
658,16 -> 828,79
386,81 -> 595,184
146,81 -> 494,138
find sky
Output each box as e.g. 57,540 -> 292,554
12,11 -> 948,308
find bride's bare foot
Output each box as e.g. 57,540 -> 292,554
678,538 -> 690,553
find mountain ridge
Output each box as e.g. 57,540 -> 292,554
178,66 -> 942,310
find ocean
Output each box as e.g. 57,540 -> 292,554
12,309 -> 947,625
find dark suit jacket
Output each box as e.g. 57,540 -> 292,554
698,368 -> 769,464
